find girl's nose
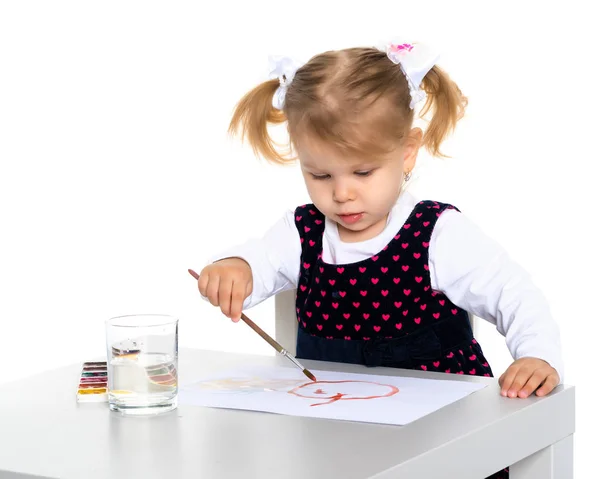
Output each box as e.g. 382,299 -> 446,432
333,180 -> 355,203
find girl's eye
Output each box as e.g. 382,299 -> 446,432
311,174 -> 331,180
355,170 -> 372,177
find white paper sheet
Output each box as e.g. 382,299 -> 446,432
179,365 -> 487,425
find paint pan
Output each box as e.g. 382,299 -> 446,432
76,361 -> 108,403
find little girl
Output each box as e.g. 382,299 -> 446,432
195,41 -> 562,479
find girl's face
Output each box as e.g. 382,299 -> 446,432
296,128 -> 421,243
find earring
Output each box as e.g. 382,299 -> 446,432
404,171 -> 412,182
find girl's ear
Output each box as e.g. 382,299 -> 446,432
402,127 -> 423,171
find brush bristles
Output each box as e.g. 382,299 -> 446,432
303,369 -> 317,382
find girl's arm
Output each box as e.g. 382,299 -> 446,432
429,209 -> 564,383
203,210 -> 302,310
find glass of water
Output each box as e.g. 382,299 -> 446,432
106,314 -> 178,415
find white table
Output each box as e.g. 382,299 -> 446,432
0,348 -> 574,479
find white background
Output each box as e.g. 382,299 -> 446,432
1,0 -> 597,475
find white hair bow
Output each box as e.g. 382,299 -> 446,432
268,55 -> 303,110
381,41 -> 440,109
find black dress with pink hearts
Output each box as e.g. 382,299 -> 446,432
294,200 -> 509,479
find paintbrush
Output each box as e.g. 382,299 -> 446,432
187,268 -> 316,382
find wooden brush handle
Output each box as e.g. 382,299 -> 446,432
187,268 -> 284,354
240,313 -> 284,353
188,267 -> 315,380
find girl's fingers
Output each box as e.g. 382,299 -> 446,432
518,370 -> 546,398
535,373 -> 560,397
500,359 -> 560,398
205,274 -> 221,307
499,366 -> 518,397
230,281 -> 248,323
195,265 -> 252,324
506,369 -> 532,398
218,278 -> 234,319
197,272 -> 209,298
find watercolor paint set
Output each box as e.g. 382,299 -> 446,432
76,361 -> 108,402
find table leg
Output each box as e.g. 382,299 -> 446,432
510,434 -> 573,479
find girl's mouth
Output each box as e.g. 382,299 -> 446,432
338,213 -> 364,225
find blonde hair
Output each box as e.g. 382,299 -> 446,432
229,47 -> 467,164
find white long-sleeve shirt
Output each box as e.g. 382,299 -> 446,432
207,192 -> 564,382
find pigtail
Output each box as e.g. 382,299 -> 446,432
419,66 -> 468,158
228,79 -> 290,164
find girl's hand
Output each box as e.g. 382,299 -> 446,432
498,357 -> 560,398
197,258 -> 253,322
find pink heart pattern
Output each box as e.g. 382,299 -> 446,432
292,201 -> 495,381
